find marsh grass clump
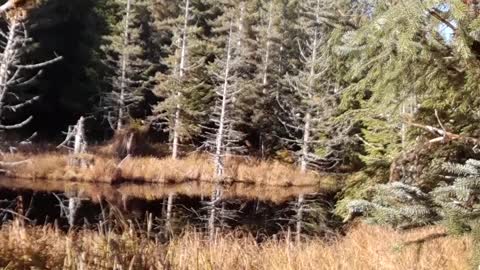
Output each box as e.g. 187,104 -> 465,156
470,223 -> 480,270
0,220 -> 471,270
1,152 -> 327,187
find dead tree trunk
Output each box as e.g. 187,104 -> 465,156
262,1 -> 273,87
213,24 -> 234,179
295,0 -> 321,241
57,117 -> 88,167
172,0 -> 190,159
117,0 -> 132,132
74,117 -> 86,155
208,23 -> 235,241
0,18 -> 61,131
171,0 -> 190,160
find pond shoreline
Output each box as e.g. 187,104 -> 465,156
0,152 -> 342,188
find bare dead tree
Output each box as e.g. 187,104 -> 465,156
202,21 -> 245,240
277,0 -> 353,172
170,0 -> 190,160
0,17 -> 61,132
57,117 -> 89,167
275,0 -> 353,240
260,1 -> 274,88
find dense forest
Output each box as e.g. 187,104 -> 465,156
0,0 -> 479,268
4,0 -> 476,206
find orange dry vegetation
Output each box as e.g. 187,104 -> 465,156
0,221 -> 472,270
0,178 -> 321,204
2,152 -> 330,187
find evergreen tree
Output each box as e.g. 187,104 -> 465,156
151,0 -> 209,158
99,0 -> 149,132
276,0 -> 354,171
337,0 -> 480,166
347,158 -> 480,231
205,0 -> 261,153
248,0 -> 289,156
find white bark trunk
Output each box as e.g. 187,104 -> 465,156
117,0 -> 132,132
74,116 -> 85,155
297,1 -> 320,241
262,2 -> 273,88
172,0 -> 190,160
299,7 -> 319,172
214,23 -> 233,179
0,20 -> 17,118
209,26 -> 234,240
300,112 -> 311,173
237,2 -> 245,49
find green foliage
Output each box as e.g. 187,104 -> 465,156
150,0 -> 214,144
335,165 -> 390,218
347,158 -> 480,232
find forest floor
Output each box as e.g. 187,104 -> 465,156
0,151 -> 338,188
0,220 -> 471,270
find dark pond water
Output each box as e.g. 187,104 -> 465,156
0,177 -> 338,238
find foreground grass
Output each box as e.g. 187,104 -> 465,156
2,152 -> 332,187
0,221 -> 471,270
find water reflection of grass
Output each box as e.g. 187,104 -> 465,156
1,153 -> 338,187
0,178 -> 325,203
0,220 -> 471,269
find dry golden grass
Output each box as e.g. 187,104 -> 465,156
2,152 -> 329,187
3,153 -> 117,183
0,221 -> 472,270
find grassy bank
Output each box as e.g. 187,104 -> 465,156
0,221 -> 471,270
1,152 -> 332,187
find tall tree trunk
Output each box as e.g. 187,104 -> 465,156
214,23 -> 233,179
262,1 -> 273,88
297,1 -> 320,240
172,0 -> 190,159
300,111 -> 311,173
117,0 -> 132,132
0,20 -> 17,120
210,23 -> 234,241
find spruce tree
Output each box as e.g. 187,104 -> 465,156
347,158 -> 480,231
99,0 -> 149,132
151,0 -> 210,159
336,0 -> 480,166
276,0 -> 353,171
